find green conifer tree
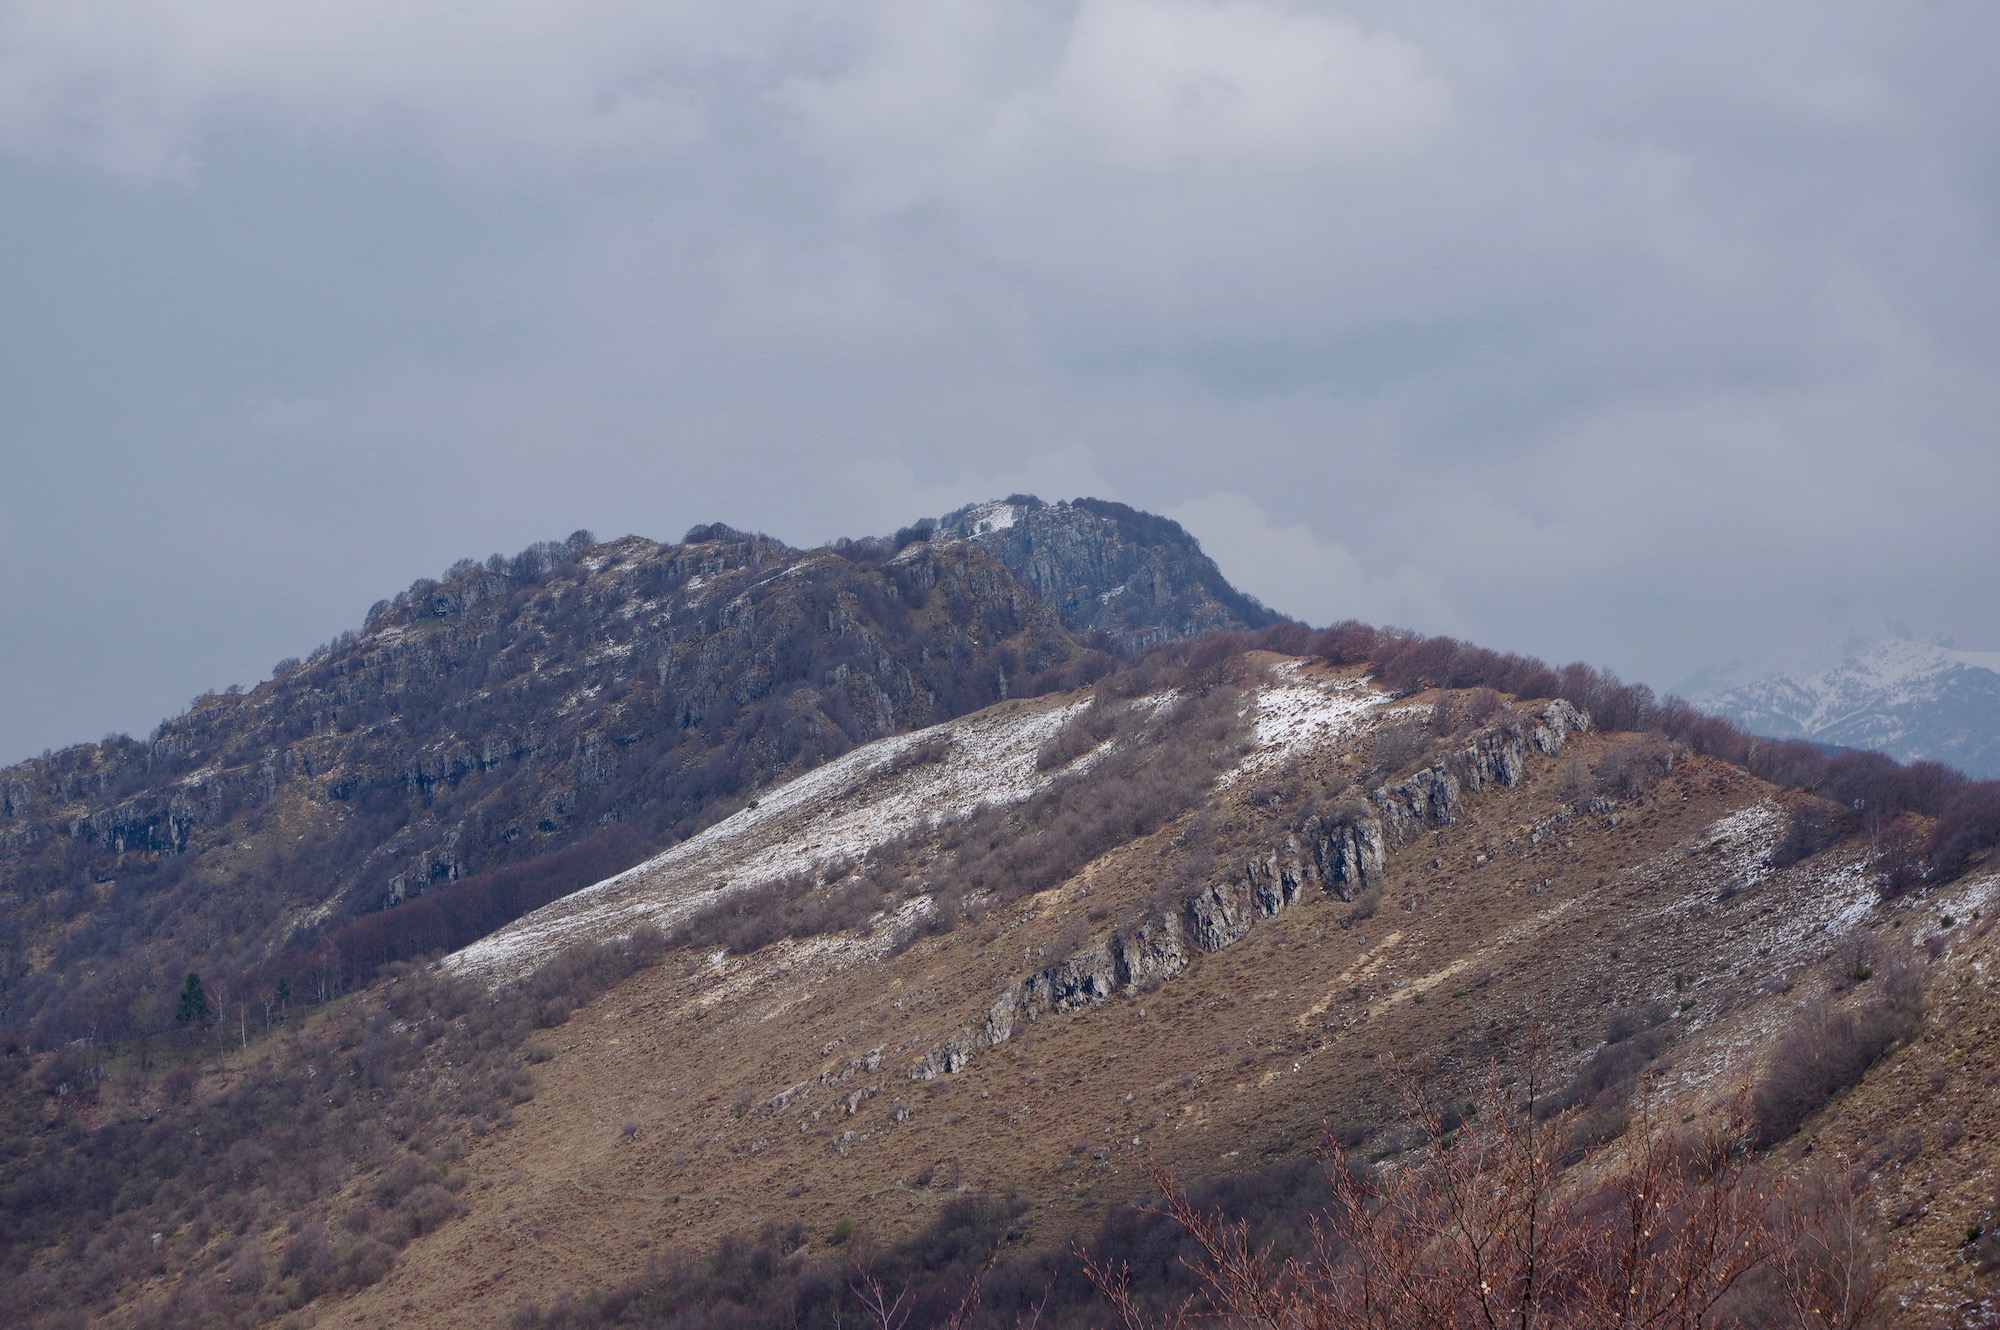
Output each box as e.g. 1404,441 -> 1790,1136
176,972 -> 207,1025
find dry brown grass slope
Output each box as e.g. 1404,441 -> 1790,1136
326,655 -> 1956,1329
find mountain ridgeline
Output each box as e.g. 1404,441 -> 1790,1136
1700,639 -> 2000,780
0,500 -> 1268,1039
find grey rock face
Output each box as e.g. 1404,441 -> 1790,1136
1532,700 -> 1591,753
764,1045 -> 888,1112
1246,841 -> 1306,915
1373,765 -> 1463,840
1184,878 -> 1256,951
907,1031 -> 980,1081
1021,943 -> 1122,1016
1111,912 -> 1189,988
1370,701 -> 1590,846
1304,815 -> 1386,900
912,698 -> 1596,1081
935,497 -> 1278,651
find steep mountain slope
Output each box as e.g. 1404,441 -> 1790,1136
441,690 -> 1096,981
305,656 -> 1946,1329
936,496 -> 1278,650
9,504 -> 2000,1329
1763,881 -> 2000,1325
1701,639 -> 2000,777
0,496 -> 1275,1043
7,638 -> 1999,1329
0,526 -> 1094,1038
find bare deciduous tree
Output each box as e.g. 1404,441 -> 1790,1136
1086,1056 -> 1878,1330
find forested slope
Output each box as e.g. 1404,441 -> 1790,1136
1,502 -> 1272,1042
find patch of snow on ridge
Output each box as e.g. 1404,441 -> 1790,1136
444,694 -> 1094,981
957,499 -> 1019,536
697,897 -> 939,1023
1644,800 -> 1874,1007
1232,662 -> 1391,781
1685,801 -> 1788,895
1948,648 -> 2000,675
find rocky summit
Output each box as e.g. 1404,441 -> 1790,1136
935,496 -> 1277,651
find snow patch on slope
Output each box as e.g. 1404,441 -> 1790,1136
1231,661 -> 1393,781
445,695 -> 1093,981
448,660 -> 1394,983
956,499 -> 1019,536
685,896 -> 940,1022
1635,800 -> 1877,989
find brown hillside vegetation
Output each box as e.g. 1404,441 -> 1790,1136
327,656 -> 1989,1328
5,641 -> 1997,1329
0,523 -> 1106,1043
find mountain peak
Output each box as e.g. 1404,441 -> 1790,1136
1699,637 -> 2000,776
934,495 -> 1279,650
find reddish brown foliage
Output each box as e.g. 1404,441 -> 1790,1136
1086,1058 -> 1879,1330
1298,620 -> 2000,887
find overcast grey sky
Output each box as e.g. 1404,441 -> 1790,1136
3,0 -> 1998,763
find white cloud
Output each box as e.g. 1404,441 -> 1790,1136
0,0 -> 774,178
1168,491 -> 1454,630
998,0 -> 1449,170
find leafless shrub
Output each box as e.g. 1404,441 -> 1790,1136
157,1063 -> 198,1104
280,1219 -> 335,1298
1464,687 -> 1504,726
1035,701 -> 1123,771
339,1237 -> 396,1292
386,1185 -> 465,1243
1084,1057 -> 1852,1330
1365,718 -> 1434,782
1862,1127 -> 1924,1172
1538,1004 -> 1672,1136
1595,733 -> 1679,799
1753,1167 -> 1884,1330
1772,798 -> 1857,868
1428,693 -> 1466,738
879,732 -> 953,776
852,1259 -> 983,1330
1560,757 -> 1593,802
1751,957 -> 1924,1147
371,1154 -> 436,1207
224,1243 -> 266,1295
1342,885 -> 1382,927
671,868 -> 894,955
1971,1177 -> 2000,1275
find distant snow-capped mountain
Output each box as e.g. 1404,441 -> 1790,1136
1698,639 -> 2000,778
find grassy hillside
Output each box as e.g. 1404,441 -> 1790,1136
7,634 -> 1994,1328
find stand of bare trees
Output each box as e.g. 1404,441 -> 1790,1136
1082,1058 -> 1879,1330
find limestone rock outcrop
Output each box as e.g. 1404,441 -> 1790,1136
913,699 -> 1593,1077
936,496 -> 1278,652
